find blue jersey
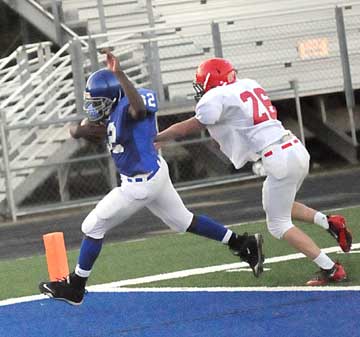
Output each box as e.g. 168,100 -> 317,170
106,88 -> 159,176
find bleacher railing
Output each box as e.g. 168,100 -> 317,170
0,4 -> 358,220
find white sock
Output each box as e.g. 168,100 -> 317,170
314,212 -> 329,230
75,264 -> 92,278
222,229 -> 233,244
313,252 -> 334,270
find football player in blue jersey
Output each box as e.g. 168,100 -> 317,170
39,50 -> 264,305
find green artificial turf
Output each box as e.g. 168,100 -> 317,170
0,206 -> 358,300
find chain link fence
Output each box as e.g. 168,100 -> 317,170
220,11 -> 343,95
0,5 -> 359,219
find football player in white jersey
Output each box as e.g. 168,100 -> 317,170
156,58 -> 352,286
38,52 -> 265,305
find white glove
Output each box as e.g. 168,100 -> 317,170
252,160 -> 266,176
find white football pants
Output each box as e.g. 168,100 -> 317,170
261,136 -> 310,239
82,156 -> 194,239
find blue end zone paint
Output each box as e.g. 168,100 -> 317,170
0,291 -> 359,337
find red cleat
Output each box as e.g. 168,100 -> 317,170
327,215 -> 352,253
306,262 -> 347,286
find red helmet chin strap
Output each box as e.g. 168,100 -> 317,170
203,73 -> 211,92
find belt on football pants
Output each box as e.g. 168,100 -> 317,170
124,169 -> 158,183
262,133 -> 299,158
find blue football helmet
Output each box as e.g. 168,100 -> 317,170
83,68 -> 123,122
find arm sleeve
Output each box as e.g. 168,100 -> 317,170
195,90 -> 223,125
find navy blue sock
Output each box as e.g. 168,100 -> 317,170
78,236 -> 103,271
187,215 -> 230,242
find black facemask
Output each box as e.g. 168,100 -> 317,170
193,82 -> 204,102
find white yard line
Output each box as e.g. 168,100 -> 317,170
88,243 -> 360,291
0,294 -> 47,307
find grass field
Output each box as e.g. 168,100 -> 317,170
0,206 -> 359,301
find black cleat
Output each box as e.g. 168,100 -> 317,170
229,233 -> 265,277
39,273 -> 85,306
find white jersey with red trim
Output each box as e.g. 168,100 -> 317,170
195,78 -> 287,169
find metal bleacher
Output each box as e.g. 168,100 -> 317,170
1,0 -> 360,219
152,0 -> 355,22
152,2 -> 360,101
0,42 -> 83,214
0,34 -> 151,217
60,0 -> 165,33
41,0 -> 360,102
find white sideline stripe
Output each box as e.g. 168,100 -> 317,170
1,245 -> 358,307
2,284 -> 360,308
0,294 -> 48,307
88,243 -> 360,291
93,286 -> 360,293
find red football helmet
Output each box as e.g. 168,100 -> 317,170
193,58 -> 236,101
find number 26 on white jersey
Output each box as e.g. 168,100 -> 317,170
240,87 -> 277,125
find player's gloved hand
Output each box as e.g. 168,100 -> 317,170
70,119 -> 106,143
252,160 -> 266,176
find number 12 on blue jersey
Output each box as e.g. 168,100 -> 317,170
140,90 -> 158,113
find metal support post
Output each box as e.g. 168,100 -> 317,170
38,44 -> 55,106
88,37 -> 100,72
38,44 -> 46,73
0,110 -> 17,221
58,164 -> 70,202
16,46 -> 31,96
319,96 -> 327,123
211,22 -> 223,58
150,44 -> 165,102
143,36 -> 165,102
108,157 -> 118,188
52,0 -> 65,46
20,16 -> 30,45
70,38 -> 86,115
16,46 -> 36,118
97,0 -> 108,42
335,6 -> 357,146
290,80 -> 306,146
145,0 -> 165,102
146,0 -> 155,28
